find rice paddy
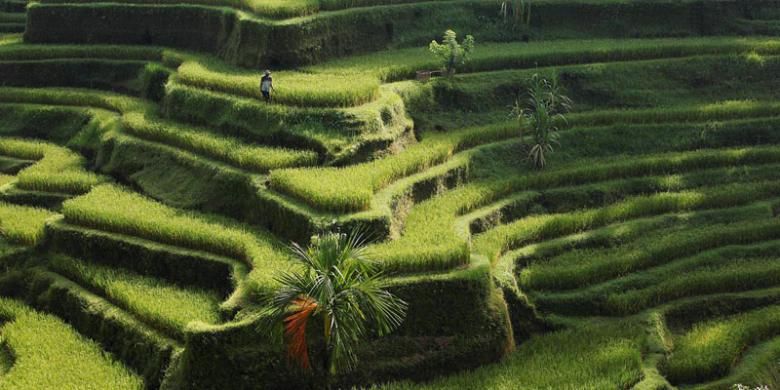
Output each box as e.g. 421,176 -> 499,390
0,0 -> 779,388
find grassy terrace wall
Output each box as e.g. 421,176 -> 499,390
23,0 -> 773,67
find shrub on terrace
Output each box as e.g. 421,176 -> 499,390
264,230 -> 407,385
429,30 -> 475,77
512,74 -> 572,169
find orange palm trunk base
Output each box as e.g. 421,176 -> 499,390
284,297 -> 319,370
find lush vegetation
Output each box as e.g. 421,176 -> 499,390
266,231 -> 406,381
1,0 -> 780,388
0,298 -> 143,389
0,202 -> 56,245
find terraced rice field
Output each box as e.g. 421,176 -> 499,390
0,0 -> 779,388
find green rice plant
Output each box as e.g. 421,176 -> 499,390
521,217 -> 780,291
0,34 -> 20,46
0,297 -> 143,389
534,240 -> 780,316
371,182 -> 495,272
0,102 -> 103,142
474,180 -> 780,266
61,184 -> 292,290
312,37 -> 780,82
568,100 -> 780,127
0,12 -> 25,23
0,43 -> 162,61
0,87 -> 153,114
664,306 -> 780,384
503,199 -> 774,269
240,0 -> 318,17
38,0 -> 318,17
691,337 -> 780,390
175,59 -> 380,108
49,255 -> 222,339
121,113 -> 318,172
429,53 -> 780,116
0,173 -> 12,186
375,149 -> 780,273
0,138 -> 106,194
269,123 -> 515,212
0,202 -> 56,245
161,81 -> 402,158
378,320 -> 644,390
604,258 -> 780,316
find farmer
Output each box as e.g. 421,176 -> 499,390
260,70 -> 274,103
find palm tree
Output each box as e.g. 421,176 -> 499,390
265,230 -> 407,384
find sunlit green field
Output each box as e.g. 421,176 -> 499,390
0,0 -> 779,388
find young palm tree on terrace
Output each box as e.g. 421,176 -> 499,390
266,230 -> 407,382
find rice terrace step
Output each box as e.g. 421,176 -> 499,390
0,0 -> 779,388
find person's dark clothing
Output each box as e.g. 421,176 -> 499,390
260,75 -> 273,103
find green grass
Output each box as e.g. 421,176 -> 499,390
437,53 -> 780,114
378,319 -> 644,390
372,146 -> 780,273
39,0 -> 318,18
275,108 -> 780,211
175,59 -> 380,107
371,179 -> 510,272
0,202 -> 56,245
516,215 -> 780,292
502,201 -> 774,268
0,35 -> 20,46
0,138 -> 107,194
534,241 -> 780,316
474,179 -> 780,266
0,297 -> 143,389
665,305 -> 780,385
0,12 -> 25,23
269,122 -> 515,212
688,336 -> 780,390
121,113 -> 319,172
61,184 -> 292,291
568,100 -> 780,127
49,255 -> 222,339
312,37 -> 780,81
4,17 -> 780,389
0,42 -> 162,61
0,86 -> 153,113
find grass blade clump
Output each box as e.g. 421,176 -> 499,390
175,60 -> 380,108
270,123 -> 514,212
49,256 -> 222,339
379,320 -> 644,389
61,184 -> 292,290
0,202 -> 56,245
664,306 -> 780,384
0,298 -> 143,390
0,138 -> 106,194
475,180 -> 780,264
122,113 -> 318,172
312,37 -> 780,82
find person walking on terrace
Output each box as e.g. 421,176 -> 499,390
260,70 -> 274,103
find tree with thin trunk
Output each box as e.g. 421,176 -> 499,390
265,230 -> 407,386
